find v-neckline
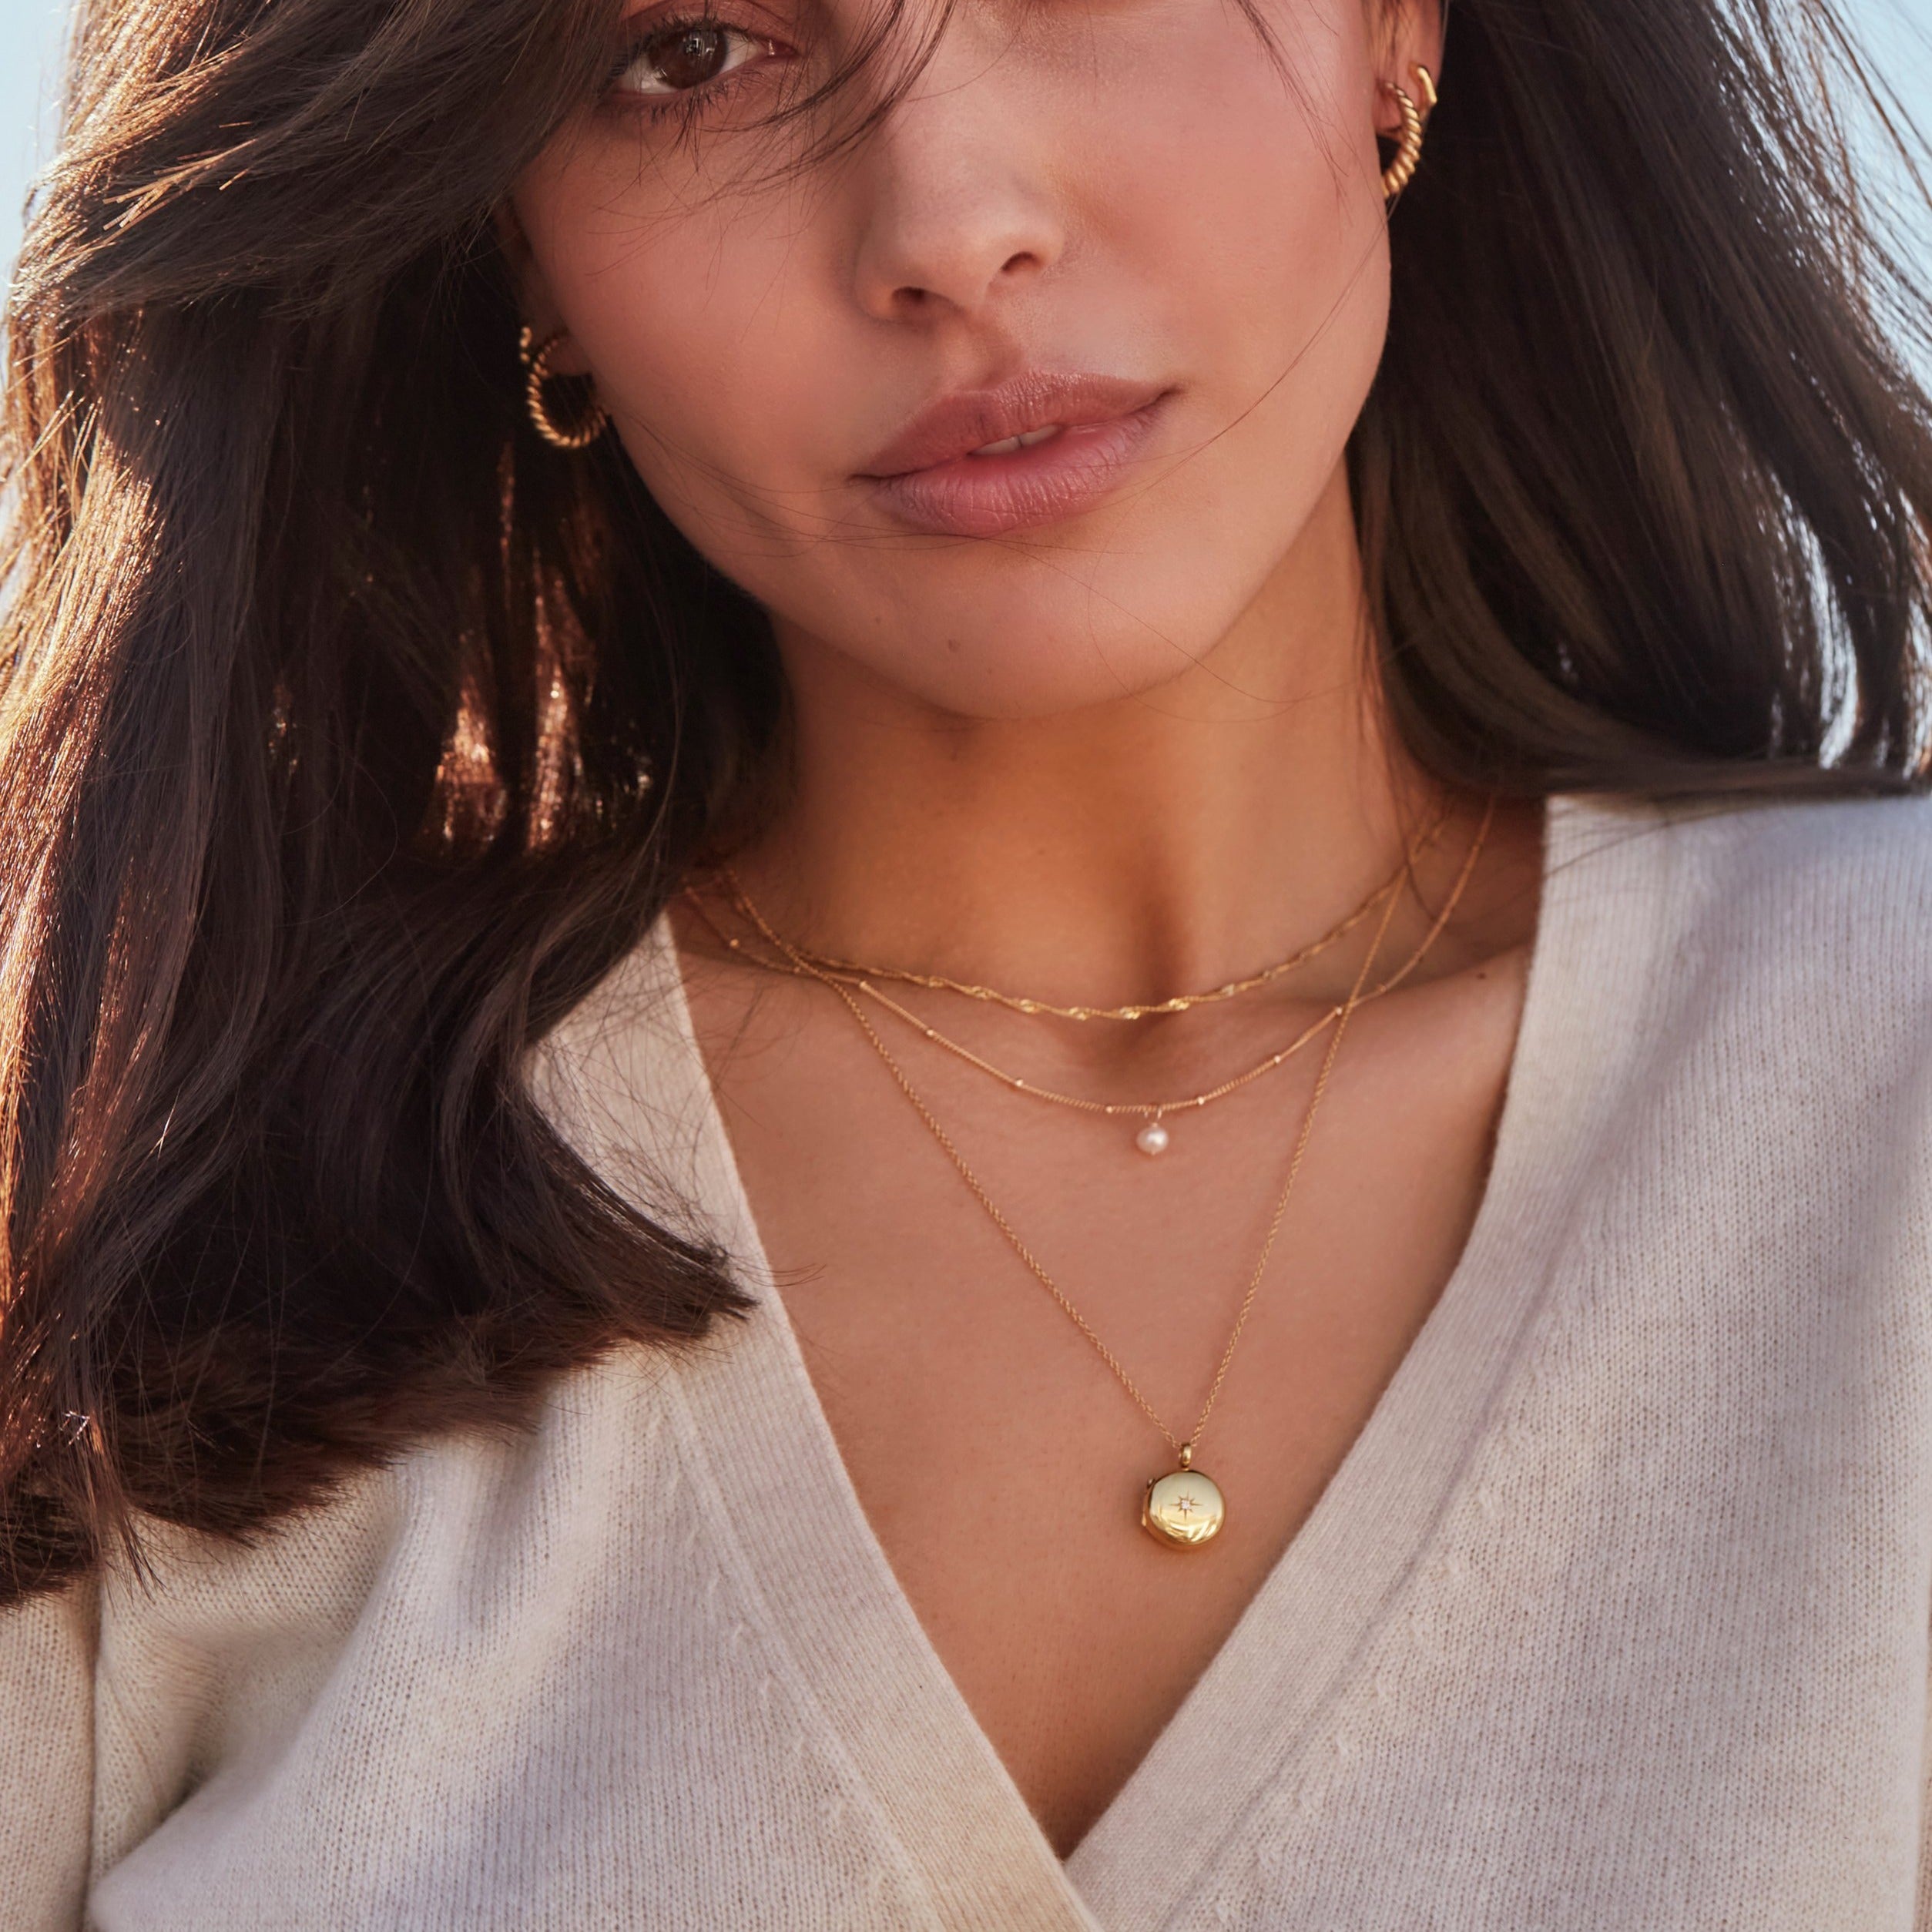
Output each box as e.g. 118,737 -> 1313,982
573,794 -> 1648,1932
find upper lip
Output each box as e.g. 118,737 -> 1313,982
856,371 -> 1169,478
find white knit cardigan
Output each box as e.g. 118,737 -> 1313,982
5,792 -> 1932,1930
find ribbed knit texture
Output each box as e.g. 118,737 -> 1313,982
5,792 -> 1932,1930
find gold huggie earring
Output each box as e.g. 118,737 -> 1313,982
518,326 -> 610,451
1380,62 -> 1437,202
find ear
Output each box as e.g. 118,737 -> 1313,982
1372,0 -> 1446,137
492,198 -> 593,377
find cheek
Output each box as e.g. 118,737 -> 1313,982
942,17 -> 1386,677
520,169 -> 841,530
1088,15 -> 1388,418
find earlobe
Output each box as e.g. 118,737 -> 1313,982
494,198 -> 536,283
1373,0 -> 1446,133
494,199 -> 581,371
1374,62 -> 1438,137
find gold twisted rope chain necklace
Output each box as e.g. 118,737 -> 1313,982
704,807 -> 1452,1023
770,863 -> 1409,1551
699,802 -> 1491,1156
691,882 -> 1333,1154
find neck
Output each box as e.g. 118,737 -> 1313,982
730,471 -> 1478,1011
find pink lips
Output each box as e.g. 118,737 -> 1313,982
856,371 -> 1172,538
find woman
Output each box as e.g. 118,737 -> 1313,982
3,0 -> 1931,1917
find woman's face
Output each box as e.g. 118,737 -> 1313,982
513,0 -> 1430,717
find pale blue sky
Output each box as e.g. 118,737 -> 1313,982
2,0 -> 63,277
2,0 -> 1930,288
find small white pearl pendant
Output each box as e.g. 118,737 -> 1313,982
1135,1119 -> 1171,1157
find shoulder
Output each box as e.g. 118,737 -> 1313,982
1541,790 -> 1932,1172
1663,786 -> 1932,886
1519,793 -> 1932,1306
1552,788 -> 1932,984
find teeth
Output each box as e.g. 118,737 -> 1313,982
969,424 -> 1064,458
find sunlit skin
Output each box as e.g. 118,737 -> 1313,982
511,0 -> 1545,1858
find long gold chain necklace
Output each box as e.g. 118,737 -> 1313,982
759,868 -> 1408,1551
706,807 -> 1451,1024
700,803 -> 1491,1156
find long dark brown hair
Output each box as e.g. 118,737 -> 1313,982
2,0 -> 1928,1606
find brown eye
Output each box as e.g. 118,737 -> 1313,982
617,21 -> 766,97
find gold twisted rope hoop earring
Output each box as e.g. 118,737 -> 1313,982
1380,62 -> 1438,202
519,326 -> 611,451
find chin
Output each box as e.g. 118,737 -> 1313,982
773,557 -> 1273,720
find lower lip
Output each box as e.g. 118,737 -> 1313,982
862,395 -> 1171,539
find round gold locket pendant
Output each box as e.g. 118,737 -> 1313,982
1141,1454 -> 1226,1550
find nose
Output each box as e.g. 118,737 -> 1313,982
848,28 -> 1065,325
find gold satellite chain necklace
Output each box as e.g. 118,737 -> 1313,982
689,887 -> 1342,1155
765,876 -> 1403,1550
706,812 -> 1488,1156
